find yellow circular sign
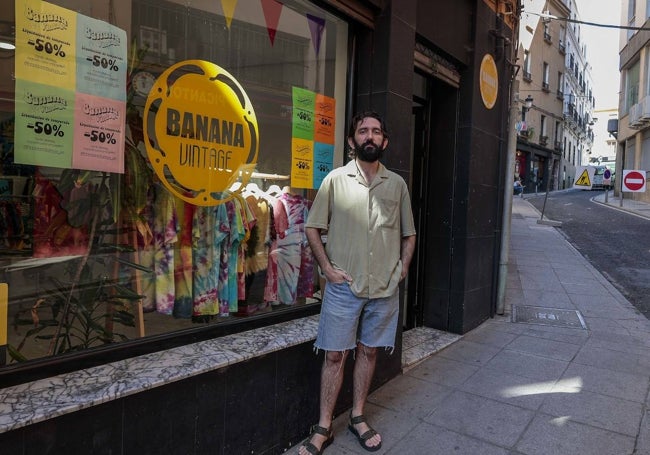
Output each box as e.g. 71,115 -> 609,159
143,60 -> 258,206
479,54 -> 498,110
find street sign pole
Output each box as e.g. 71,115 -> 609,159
537,158 -> 562,227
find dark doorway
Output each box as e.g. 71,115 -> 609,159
405,99 -> 428,329
405,71 -> 459,331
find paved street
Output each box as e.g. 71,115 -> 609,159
526,188 -> 650,319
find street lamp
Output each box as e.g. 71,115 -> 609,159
524,95 -> 534,109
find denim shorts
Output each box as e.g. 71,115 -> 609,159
314,281 -> 399,352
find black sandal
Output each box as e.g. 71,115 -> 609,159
299,424 -> 334,455
348,413 -> 382,452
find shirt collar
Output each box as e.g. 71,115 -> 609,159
345,159 -> 387,187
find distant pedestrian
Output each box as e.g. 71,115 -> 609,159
514,178 -> 524,196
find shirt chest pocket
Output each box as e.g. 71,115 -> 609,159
374,197 -> 398,228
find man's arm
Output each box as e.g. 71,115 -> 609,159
306,227 -> 350,283
400,235 -> 416,281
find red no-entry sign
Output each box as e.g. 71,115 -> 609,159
622,170 -> 647,192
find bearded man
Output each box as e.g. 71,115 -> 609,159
300,111 -> 417,454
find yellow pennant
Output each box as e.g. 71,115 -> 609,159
221,0 -> 238,29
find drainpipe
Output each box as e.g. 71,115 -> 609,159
496,3 -> 521,315
496,77 -> 519,315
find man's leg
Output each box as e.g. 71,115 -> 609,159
350,343 -> 381,449
298,350 -> 348,455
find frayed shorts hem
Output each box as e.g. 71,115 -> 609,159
314,281 -> 399,355
313,343 -> 395,356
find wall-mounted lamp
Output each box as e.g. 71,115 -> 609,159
523,95 -> 534,111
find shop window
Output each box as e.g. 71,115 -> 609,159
0,0 -> 348,379
626,60 -> 640,113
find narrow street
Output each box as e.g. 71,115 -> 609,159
526,189 -> 650,319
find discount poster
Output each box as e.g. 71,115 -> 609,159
14,0 -> 127,173
291,87 -> 335,189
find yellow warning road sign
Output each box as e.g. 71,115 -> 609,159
573,166 -> 594,190
576,169 -> 591,186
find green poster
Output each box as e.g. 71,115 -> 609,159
292,87 -> 315,140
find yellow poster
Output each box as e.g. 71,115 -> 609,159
15,0 -> 77,90
291,137 -> 313,189
0,283 -> 7,345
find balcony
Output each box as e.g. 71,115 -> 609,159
554,140 -> 562,151
544,32 -> 552,44
540,135 -> 548,146
558,41 -> 566,55
542,82 -> 550,92
556,89 -> 564,100
523,70 -> 532,82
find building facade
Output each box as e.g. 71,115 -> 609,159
619,0 -> 650,201
0,0 -> 517,452
516,0 -> 595,192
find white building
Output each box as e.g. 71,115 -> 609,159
561,0 -> 596,187
517,0 -> 594,191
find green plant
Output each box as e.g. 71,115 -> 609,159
525,127 -> 535,139
9,170 -> 152,360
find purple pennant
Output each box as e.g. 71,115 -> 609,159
306,13 -> 325,57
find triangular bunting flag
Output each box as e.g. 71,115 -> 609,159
306,13 -> 325,57
221,0 -> 238,30
261,0 -> 283,46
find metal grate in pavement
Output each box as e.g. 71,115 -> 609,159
512,305 -> 587,330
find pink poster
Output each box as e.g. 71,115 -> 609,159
72,93 -> 125,173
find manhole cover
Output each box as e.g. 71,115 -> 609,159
512,305 -> 587,329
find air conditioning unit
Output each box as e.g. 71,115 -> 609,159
629,103 -> 642,128
640,95 -> 650,121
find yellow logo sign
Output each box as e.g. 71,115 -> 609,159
143,60 -> 258,206
479,53 -> 498,110
575,169 -> 591,186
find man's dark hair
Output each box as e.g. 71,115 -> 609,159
347,111 -> 389,140
347,111 -> 389,159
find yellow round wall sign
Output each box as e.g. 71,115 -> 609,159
143,60 -> 258,206
479,53 -> 498,110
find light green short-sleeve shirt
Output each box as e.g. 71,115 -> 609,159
306,159 -> 416,298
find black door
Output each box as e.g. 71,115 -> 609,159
406,71 -> 459,331
405,99 -> 429,329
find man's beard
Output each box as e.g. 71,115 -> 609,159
354,140 -> 384,162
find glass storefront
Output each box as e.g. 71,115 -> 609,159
0,0 -> 348,370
